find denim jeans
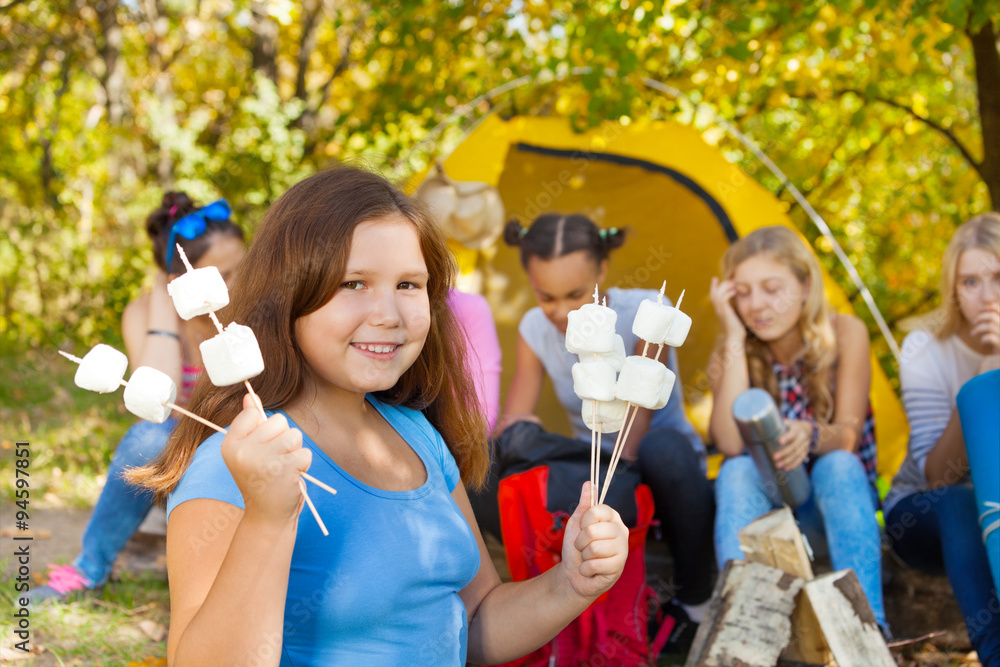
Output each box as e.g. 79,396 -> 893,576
886,486 -> 1000,666
73,418 -> 176,587
714,451 -> 886,626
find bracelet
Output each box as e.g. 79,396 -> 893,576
147,329 -> 180,341
809,423 -> 820,453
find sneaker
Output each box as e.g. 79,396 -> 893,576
25,564 -> 92,605
650,599 -> 699,656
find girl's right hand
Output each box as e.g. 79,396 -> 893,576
710,277 -> 745,341
221,394 -> 312,525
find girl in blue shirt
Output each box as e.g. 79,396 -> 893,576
128,167 -> 628,667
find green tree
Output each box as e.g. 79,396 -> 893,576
1,0 -> 997,383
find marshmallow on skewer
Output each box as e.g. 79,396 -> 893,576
661,290 -> 691,347
582,398 -> 628,433
632,283 -> 677,345
565,286 -> 617,355
614,356 -> 667,410
572,360 -> 617,402
581,334 -> 626,372
123,366 -> 178,423
74,344 -> 128,393
200,323 -> 265,386
166,266 -> 230,321
651,366 -> 678,410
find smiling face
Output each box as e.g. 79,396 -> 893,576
293,215 -> 431,397
956,247 -> 1000,325
731,253 -> 807,343
525,250 -> 607,333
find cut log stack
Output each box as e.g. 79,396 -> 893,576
685,507 -> 895,667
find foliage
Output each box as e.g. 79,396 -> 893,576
1,0 -> 997,382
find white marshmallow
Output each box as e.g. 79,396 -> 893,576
123,366 -> 177,423
571,361 -> 617,402
167,267 -> 230,320
200,323 -> 265,386
651,367 -> 678,410
662,310 -> 692,347
74,344 -> 128,394
580,334 -> 626,372
632,299 -> 677,345
582,398 -> 629,433
614,356 -> 667,409
565,304 -> 617,355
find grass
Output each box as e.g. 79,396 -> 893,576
1,349 -> 164,665
0,350 -> 134,509
0,559 -> 170,666
0,350 -> 980,666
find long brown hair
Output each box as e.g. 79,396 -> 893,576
718,226 -> 838,423
128,167 -> 490,502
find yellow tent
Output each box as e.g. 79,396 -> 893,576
411,114 -> 908,482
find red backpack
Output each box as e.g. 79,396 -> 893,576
495,465 -> 666,667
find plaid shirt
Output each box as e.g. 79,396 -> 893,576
773,360 -> 878,491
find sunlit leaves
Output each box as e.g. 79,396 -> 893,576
0,0 -> 997,386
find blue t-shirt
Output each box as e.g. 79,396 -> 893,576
167,396 -> 481,666
518,287 -> 704,458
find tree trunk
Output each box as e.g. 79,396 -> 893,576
970,22 -> 1000,208
294,0 -> 324,102
250,0 -> 279,84
142,0 -> 177,187
97,0 -> 125,125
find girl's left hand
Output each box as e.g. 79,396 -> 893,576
557,482 -> 629,601
774,419 -> 812,470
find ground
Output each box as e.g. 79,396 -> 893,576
0,353 -> 985,666
0,507 -> 983,666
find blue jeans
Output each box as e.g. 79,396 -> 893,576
714,451 -> 886,627
73,418 -> 176,587
886,486 -> 1000,666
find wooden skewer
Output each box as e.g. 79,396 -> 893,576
590,400 -> 598,507
173,245 -> 329,529
598,336 -> 649,504
301,472 -> 337,496
597,286 -> 686,505
594,422 -> 604,506
600,403 -> 641,505
59,350 -> 336,505
299,478 -> 329,536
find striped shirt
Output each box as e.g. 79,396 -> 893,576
773,359 -> 878,491
883,330 -> 983,515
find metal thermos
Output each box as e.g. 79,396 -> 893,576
732,388 -> 812,508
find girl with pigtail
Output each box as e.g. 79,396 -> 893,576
31,193 -> 245,603
471,213 -> 715,652
707,225 -> 888,637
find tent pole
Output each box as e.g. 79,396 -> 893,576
640,77 -> 902,363
396,69 -> 902,364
